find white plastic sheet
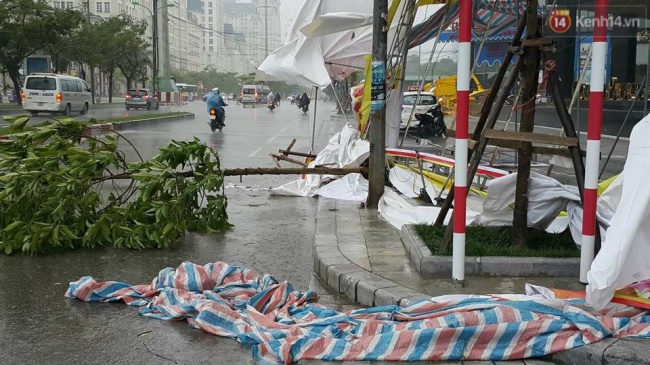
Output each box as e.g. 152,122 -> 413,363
587,114 -> 650,310
378,188 -> 480,230
271,124 -> 369,198
473,172 -> 581,232
315,173 -> 368,202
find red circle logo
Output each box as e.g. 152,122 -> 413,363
549,10 -> 571,33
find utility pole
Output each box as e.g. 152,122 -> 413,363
366,0 -> 388,208
264,0 -> 268,56
87,0 -> 95,104
152,0 -> 158,94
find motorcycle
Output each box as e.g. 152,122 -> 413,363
414,104 -> 446,139
209,108 -> 225,132
267,99 -> 275,111
297,100 -> 309,114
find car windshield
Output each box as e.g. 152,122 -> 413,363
403,94 -> 436,106
242,88 -> 256,94
25,77 -> 56,91
128,90 -> 147,97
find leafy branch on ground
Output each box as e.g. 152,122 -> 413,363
0,115 -> 231,254
415,224 -> 580,258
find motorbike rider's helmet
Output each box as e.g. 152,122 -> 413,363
212,87 -> 220,94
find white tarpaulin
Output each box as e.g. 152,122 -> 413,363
300,13 -> 373,37
315,173 -> 368,202
257,0 -> 375,87
378,188 -> 480,230
473,172 -> 581,233
271,124 -> 369,198
587,114 -> 650,310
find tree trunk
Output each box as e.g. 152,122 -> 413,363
108,70 -> 114,103
8,67 -> 22,106
512,0 -> 541,249
126,77 -> 132,90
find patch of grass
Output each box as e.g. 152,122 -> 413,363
415,224 -> 580,258
0,104 -> 21,110
95,112 -> 188,124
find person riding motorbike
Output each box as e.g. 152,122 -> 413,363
267,91 -> 275,105
274,92 -> 281,106
298,92 -> 310,108
206,87 -> 227,126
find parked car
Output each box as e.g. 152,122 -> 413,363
400,91 -> 438,130
125,88 -> 159,111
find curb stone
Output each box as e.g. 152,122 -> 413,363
313,199 -> 429,308
400,224 -> 581,277
111,113 -> 195,130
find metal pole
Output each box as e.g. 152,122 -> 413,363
643,38 -> 650,117
452,0 -> 472,283
153,0 -> 158,94
312,87 -> 318,152
87,0 -> 95,104
366,0 -> 388,208
580,0 -> 608,284
600,73 -> 647,178
265,0 -> 268,56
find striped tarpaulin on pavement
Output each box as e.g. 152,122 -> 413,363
66,261 -> 650,364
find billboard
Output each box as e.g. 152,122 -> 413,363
574,35 -> 612,85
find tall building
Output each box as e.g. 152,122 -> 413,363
199,0 -> 226,71
48,0 -> 204,74
168,0 -> 203,72
223,0 -> 282,71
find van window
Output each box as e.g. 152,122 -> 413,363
73,81 -> 82,92
242,88 -> 256,94
25,77 -> 57,91
61,80 -> 70,92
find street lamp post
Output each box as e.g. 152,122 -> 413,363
132,1 -> 174,94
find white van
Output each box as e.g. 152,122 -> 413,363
240,84 -> 261,107
22,73 -> 92,116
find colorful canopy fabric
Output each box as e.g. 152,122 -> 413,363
66,261 -> 650,364
408,0 -> 547,49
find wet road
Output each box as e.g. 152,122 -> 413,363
0,100 -> 345,364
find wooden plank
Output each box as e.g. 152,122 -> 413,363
483,129 -> 579,147
279,149 -> 317,158
521,38 -> 553,48
269,154 -> 282,168
270,153 -> 308,167
285,138 -> 297,153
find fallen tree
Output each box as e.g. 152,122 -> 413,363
0,116 -> 363,254
0,116 -> 233,254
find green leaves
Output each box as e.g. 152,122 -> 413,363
0,117 -> 230,255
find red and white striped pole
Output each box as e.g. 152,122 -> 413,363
453,0 -> 472,282
580,0 -> 609,283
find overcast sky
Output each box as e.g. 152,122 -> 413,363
278,1 -> 453,60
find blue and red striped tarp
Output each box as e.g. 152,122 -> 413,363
66,261 -> 650,364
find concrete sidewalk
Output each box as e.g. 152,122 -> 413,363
312,198 -> 650,365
